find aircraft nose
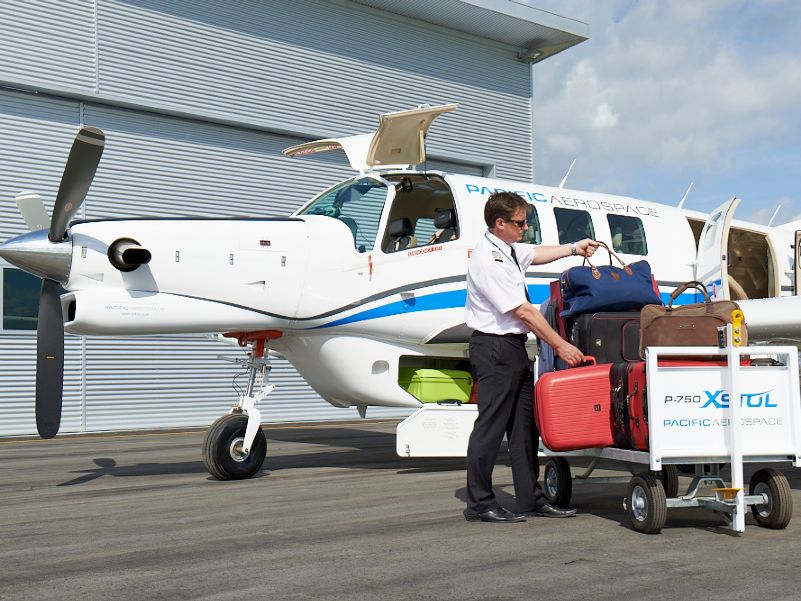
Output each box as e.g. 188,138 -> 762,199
0,229 -> 73,283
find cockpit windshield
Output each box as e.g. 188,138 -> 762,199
299,177 -> 392,253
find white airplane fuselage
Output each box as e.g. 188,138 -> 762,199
39,170 -> 797,411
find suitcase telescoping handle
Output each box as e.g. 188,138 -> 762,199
668,280 -> 712,308
581,241 -> 632,280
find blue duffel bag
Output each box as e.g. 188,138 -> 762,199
560,242 -> 662,317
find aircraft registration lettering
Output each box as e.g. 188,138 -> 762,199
408,245 -> 443,257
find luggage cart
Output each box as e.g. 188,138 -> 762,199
542,334 -> 801,534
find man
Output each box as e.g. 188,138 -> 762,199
464,191 -> 599,523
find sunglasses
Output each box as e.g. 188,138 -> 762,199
504,218 -> 527,228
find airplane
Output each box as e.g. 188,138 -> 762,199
1,103 -> 800,480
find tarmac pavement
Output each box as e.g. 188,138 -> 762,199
0,420 -> 800,601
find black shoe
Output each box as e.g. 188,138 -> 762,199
464,506 -> 526,523
524,503 -> 577,518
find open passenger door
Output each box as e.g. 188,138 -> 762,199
283,104 -> 458,171
695,197 -> 739,300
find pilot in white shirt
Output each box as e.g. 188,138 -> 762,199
463,191 -> 598,523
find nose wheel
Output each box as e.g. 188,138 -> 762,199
202,329 -> 280,480
202,413 -> 267,480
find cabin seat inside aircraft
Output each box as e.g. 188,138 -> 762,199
428,208 -> 457,243
387,217 -> 417,252
611,226 -> 623,250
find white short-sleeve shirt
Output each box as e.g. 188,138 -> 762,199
465,230 -> 536,335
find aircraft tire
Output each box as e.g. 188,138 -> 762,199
202,413 -> 266,480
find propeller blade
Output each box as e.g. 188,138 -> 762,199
49,126 -> 105,242
15,191 -> 50,232
35,279 -> 64,439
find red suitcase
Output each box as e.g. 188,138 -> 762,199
534,362 -> 615,451
625,362 -> 649,450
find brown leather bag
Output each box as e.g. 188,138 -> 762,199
639,281 -> 747,357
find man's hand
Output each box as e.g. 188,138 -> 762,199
575,239 -> 600,257
554,341 -> 585,368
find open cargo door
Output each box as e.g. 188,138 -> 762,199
695,197 -> 739,300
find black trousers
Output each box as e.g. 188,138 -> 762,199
465,331 -> 546,513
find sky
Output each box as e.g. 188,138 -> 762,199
528,0 -> 801,224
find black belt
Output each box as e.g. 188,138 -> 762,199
473,331 -> 527,342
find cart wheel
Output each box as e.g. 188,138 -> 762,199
749,468 -> 793,529
543,457 -> 573,507
626,472 -> 667,534
658,465 -> 680,498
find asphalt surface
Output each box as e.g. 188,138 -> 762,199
1,420 -> 800,601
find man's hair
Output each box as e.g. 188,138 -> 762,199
484,191 -> 528,228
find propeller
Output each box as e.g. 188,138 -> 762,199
36,279 -> 65,438
21,126 -> 105,438
49,127 -> 105,242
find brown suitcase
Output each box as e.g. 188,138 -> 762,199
639,281 -> 747,357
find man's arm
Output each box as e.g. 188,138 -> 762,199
512,302 -> 585,367
530,238 -> 599,265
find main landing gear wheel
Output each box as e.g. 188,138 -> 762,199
626,472 -> 667,534
202,413 -> 266,480
543,457 -> 573,507
659,465 -> 680,499
749,468 -> 792,529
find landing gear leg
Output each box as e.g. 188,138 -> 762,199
202,330 -> 280,480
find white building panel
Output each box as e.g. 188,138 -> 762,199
0,0 -> 97,93
95,0 -> 532,179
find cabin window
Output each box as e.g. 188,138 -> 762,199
299,177 -> 389,253
554,208 -> 595,244
519,205 -> 542,245
607,215 -> 648,255
2,268 -> 43,330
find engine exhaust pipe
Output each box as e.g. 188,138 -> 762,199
107,238 -> 151,272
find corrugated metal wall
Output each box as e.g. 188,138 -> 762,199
0,0 -> 534,435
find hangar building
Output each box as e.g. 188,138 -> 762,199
0,0 -> 587,435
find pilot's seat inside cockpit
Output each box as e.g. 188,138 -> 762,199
387,217 -> 417,252
428,208 -> 458,244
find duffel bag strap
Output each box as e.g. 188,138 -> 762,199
668,280 -> 712,308
582,241 -> 633,279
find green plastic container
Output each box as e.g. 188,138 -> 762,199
398,368 -> 473,403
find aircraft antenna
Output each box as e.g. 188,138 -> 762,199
768,203 -> 783,227
558,158 -> 576,189
677,182 -> 693,208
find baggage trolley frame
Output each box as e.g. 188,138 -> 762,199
542,336 -> 801,534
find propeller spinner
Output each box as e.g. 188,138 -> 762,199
0,126 -> 105,438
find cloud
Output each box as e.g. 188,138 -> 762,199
590,102 -> 618,129
530,1 -> 801,212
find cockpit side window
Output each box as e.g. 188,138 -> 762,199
381,175 -> 459,253
554,208 -> 595,244
299,177 -> 388,253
